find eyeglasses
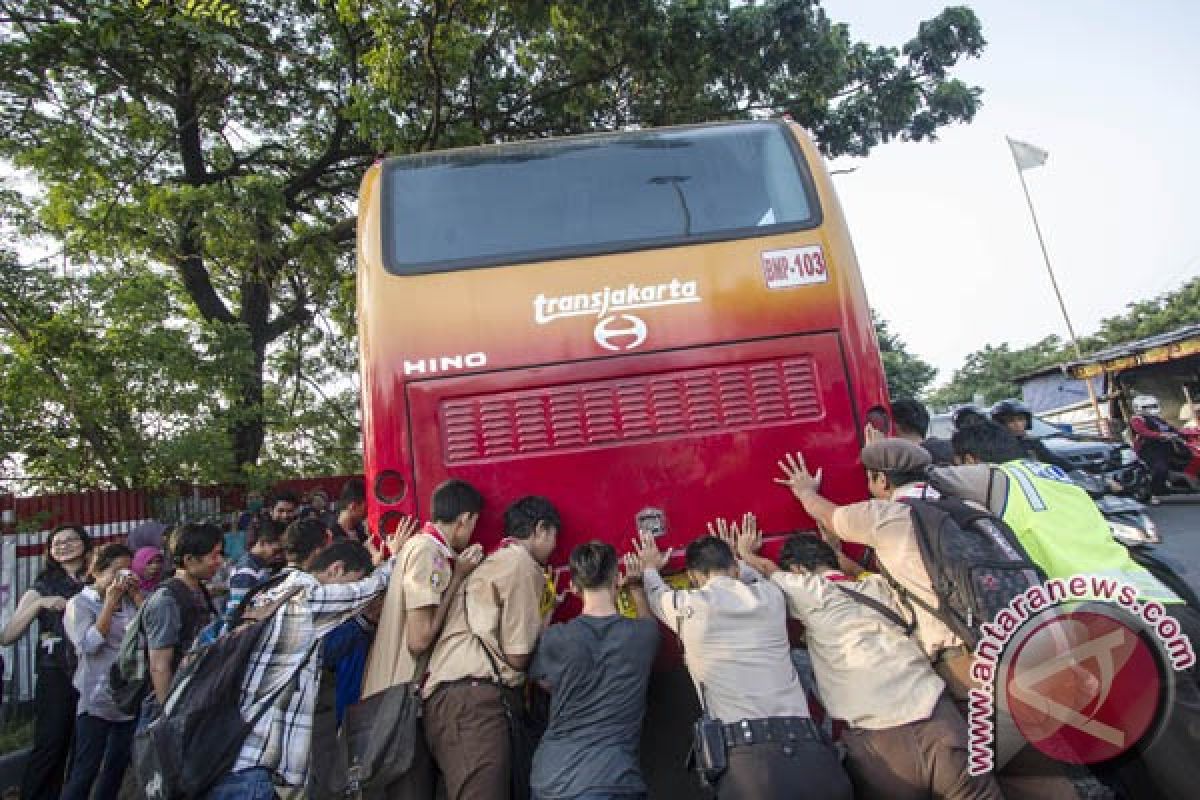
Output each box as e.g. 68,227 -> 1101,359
51,536 -> 83,549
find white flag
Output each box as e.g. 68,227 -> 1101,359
1007,136 -> 1048,171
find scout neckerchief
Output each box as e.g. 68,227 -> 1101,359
422,521 -> 454,559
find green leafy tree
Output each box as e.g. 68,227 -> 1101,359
927,278 -> 1200,411
927,336 -> 1065,409
874,313 -> 937,399
1,1 -> 986,483
0,247 -> 232,488
1083,277 -> 1200,349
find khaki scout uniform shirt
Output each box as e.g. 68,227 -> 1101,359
830,499 -> 964,658
423,544 -> 544,697
771,571 -> 944,730
644,567 -> 810,724
361,532 -> 454,696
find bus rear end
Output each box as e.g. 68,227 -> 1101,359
357,120 -> 887,561
358,119 -> 887,797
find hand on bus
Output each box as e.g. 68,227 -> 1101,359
706,517 -> 740,553
737,531 -> 776,577
736,512 -> 761,558
708,512 -> 760,559
632,531 -> 672,573
454,543 -> 484,579
369,515 -> 419,564
775,452 -> 822,500
619,553 -> 644,586
387,514 -> 419,555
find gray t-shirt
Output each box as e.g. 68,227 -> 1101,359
142,580 -> 211,652
530,614 -> 659,799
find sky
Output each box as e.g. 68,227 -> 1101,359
821,0 -> 1200,383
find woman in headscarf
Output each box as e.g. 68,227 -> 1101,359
131,546 -> 165,593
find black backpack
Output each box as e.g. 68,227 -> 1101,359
132,582 -> 307,800
893,495 -> 1046,648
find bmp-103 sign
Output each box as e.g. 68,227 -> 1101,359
760,245 -> 829,290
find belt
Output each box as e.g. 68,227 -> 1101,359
721,717 -> 820,749
427,677 -> 503,696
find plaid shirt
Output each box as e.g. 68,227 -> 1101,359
232,561 -> 394,786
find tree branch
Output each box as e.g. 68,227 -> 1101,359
328,216 -> 357,246
175,215 -> 235,324
283,114 -> 354,207
173,60 -> 210,185
266,301 -> 313,342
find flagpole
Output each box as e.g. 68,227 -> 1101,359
1009,139 -> 1108,436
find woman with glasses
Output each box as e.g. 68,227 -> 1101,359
0,524 -> 93,800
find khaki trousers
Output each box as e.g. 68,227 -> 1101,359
937,657 -> 1079,800
842,693 -> 1004,800
424,682 -> 511,800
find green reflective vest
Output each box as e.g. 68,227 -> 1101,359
999,461 -> 1179,604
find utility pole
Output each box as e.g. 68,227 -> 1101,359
1007,136 -> 1107,436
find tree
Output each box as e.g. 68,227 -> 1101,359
874,313 -> 937,399
0,247 -> 231,488
1,1 -> 986,484
1084,277 -> 1200,349
927,278 -> 1200,410
926,336 -> 1064,409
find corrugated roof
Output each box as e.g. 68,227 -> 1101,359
1065,323 -> 1200,378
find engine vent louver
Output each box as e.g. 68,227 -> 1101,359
440,357 -> 822,463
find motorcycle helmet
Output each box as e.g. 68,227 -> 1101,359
1132,395 -> 1161,415
951,405 -> 988,431
990,399 -> 1033,431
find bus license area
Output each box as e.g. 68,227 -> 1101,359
761,245 -> 829,290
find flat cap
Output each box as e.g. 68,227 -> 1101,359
861,439 -> 932,472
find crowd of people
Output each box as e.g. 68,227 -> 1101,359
2,404 -> 1198,800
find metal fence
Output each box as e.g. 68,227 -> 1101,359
0,477 -> 355,717
0,486 -> 160,718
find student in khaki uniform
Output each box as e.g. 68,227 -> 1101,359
775,439 -> 1079,800
740,531 -> 1003,800
359,479 -> 485,799
775,443 -> 972,693
423,496 -> 560,800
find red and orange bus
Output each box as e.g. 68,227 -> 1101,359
356,119 -> 887,561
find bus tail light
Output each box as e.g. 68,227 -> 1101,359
375,470 -> 407,503
379,510 -> 408,537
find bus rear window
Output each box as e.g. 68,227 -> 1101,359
381,121 -> 820,273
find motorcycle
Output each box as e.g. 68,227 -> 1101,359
1068,470 -> 1160,548
1160,431 -> 1200,495
1067,468 -> 1200,609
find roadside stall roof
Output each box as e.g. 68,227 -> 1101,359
1064,324 -> 1200,379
